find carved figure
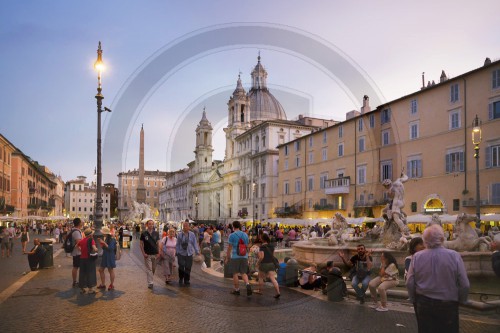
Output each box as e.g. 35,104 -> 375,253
444,213 -> 491,252
382,172 -> 410,237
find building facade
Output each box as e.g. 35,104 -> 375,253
277,58 -> 500,220
159,57 -> 330,223
64,176 -> 111,221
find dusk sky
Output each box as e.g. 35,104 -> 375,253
1,0 -> 499,184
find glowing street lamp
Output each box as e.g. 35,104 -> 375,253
471,115 -> 482,228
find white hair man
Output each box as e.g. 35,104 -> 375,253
491,233 -> 500,277
406,224 -> 469,333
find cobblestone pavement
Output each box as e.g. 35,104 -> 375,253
0,237 -> 499,333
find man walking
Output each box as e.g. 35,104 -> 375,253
226,221 -> 252,296
140,219 -> 160,289
175,220 -> 200,286
406,224 -> 469,333
339,244 -> 372,303
70,218 -> 83,287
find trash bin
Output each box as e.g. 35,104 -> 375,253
223,259 -> 233,278
212,243 -> 221,261
327,269 -> 345,302
121,230 -> 132,249
285,259 -> 299,287
39,240 -> 54,269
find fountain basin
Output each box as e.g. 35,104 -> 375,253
292,239 -> 495,277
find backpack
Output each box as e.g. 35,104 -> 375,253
236,235 -> 247,256
64,229 -> 77,253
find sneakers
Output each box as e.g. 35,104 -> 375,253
148,283 -> 153,289
246,284 -> 253,296
97,285 -> 106,289
375,306 -> 389,312
108,284 -> 114,291
230,289 -> 240,295
72,281 -> 79,288
370,302 -> 380,309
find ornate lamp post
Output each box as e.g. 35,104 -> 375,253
93,42 -> 111,236
471,115 -> 482,228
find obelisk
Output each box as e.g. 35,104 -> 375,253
136,124 -> 146,203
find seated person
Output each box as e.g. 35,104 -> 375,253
299,264 -> 322,290
320,261 -> 347,296
24,238 -> 46,271
277,257 -> 290,286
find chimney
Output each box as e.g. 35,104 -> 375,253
361,95 -> 370,114
484,57 -> 492,66
440,70 -> 447,83
421,72 -> 425,89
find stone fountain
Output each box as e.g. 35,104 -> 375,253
292,173 -> 495,277
125,201 -> 152,223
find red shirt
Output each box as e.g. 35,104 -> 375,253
78,237 -> 95,259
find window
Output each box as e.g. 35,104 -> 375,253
338,125 -> 343,138
295,141 -> 300,151
320,198 -> 327,206
338,143 -> 344,157
359,137 -> 365,152
357,166 -> 366,185
295,178 -> 302,193
450,83 -> 459,103
493,69 -> 500,89
261,184 -> 265,198
410,122 -> 419,140
381,108 -> 391,124
261,159 -> 266,175
309,136 -> 313,147
308,152 -> 313,164
308,176 -> 314,191
492,183 -> 500,204
284,181 -> 289,195
489,100 -> 500,120
407,157 -> 422,178
382,130 -> 390,146
453,199 -> 460,211
410,99 -> 417,115
320,173 -> 328,189
284,160 -> 288,170
486,144 -> 500,168
322,131 -> 327,144
445,150 -> 464,173
308,198 -> 313,209
262,136 -> 266,147
380,160 -> 393,182
284,145 -> 289,156
295,156 -> 300,168
261,204 -> 265,214
358,119 -> 363,132
322,147 -> 327,161
449,109 -> 461,129
369,114 -> 375,128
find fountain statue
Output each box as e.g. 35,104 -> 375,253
444,213 -> 491,252
326,212 -> 349,246
125,201 -> 152,222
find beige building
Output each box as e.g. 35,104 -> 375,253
117,169 -> 168,220
65,176 -> 111,221
1,135 -> 16,219
277,58 -> 500,221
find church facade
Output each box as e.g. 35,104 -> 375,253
159,57 -> 333,223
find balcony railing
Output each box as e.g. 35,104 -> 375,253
324,177 -> 350,195
353,199 -> 384,208
274,205 -> 302,216
313,202 -> 345,211
462,199 -> 493,207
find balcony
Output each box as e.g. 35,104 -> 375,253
313,202 -> 345,211
462,199 -> 495,207
275,205 -> 303,217
354,199 -> 384,208
324,177 -> 350,195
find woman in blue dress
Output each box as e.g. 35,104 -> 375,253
97,227 -> 117,290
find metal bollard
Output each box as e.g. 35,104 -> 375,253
202,246 -> 211,268
212,243 -> 221,261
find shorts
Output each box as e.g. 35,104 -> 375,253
258,262 -> 276,273
228,258 -> 249,275
72,255 -> 81,268
1,241 -> 8,250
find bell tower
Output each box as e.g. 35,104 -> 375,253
195,108 -> 213,171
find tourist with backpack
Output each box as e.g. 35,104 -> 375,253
65,218 -> 83,288
175,220 -> 200,286
226,220 -> 252,296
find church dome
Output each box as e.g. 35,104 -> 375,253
247,55 -> 287,121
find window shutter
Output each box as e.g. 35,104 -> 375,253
459,152 -> 465,171
485,146 -> 491,168
407,161 -> 411,177
446,154 -> 450,173
489,103 -> 493,120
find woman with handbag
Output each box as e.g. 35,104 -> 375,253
160,228 -> 177,284
368,251 -> 399,312
77,228 -> 98,294
255,233 -> 280,298
97,227 -> 117,291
